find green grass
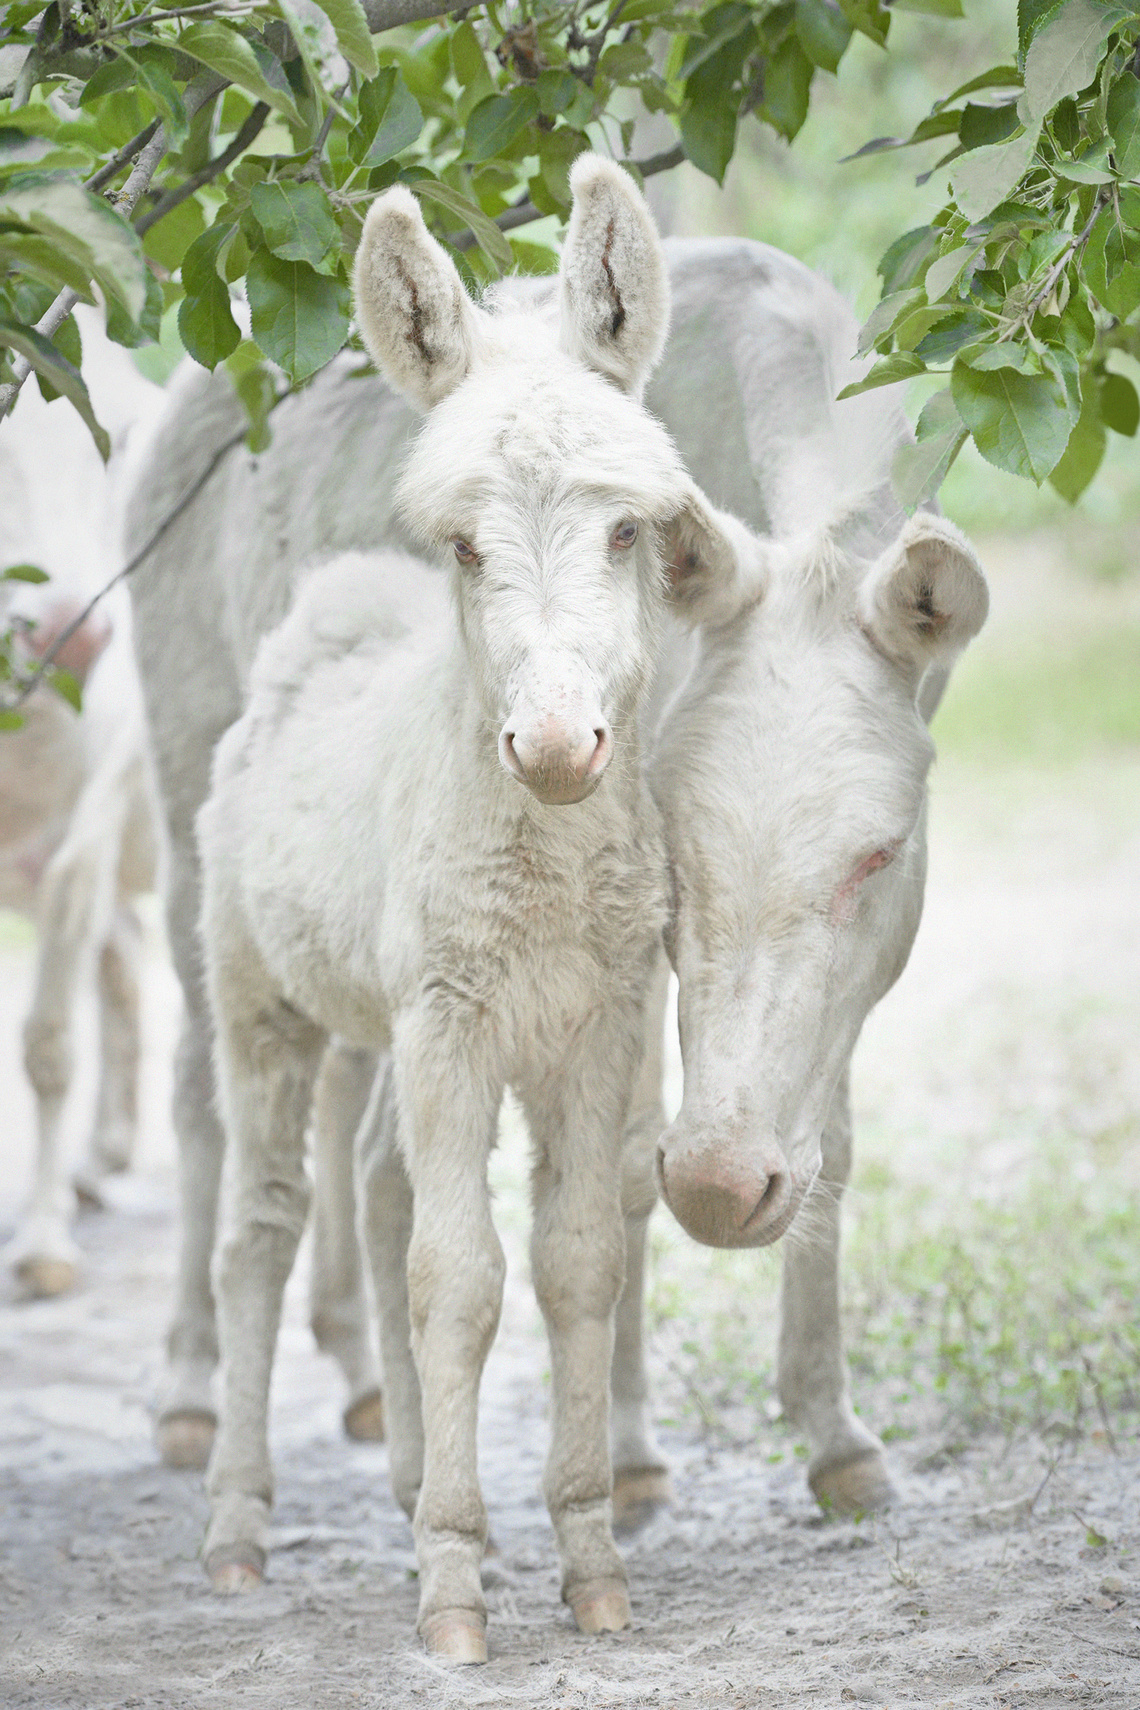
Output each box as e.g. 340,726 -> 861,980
643,1148 -> 1140,1452
932,621 -> 1140,765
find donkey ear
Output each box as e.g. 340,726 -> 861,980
859,513 -> 988,680
659,486 -> 768,627
558,154 -> 669,397
353,186 -> 481,411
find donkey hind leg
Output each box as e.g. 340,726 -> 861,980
309,1039 -> 383,1441
522,1016 -> 639,1640
776,1067 -> 895,1514
357,1056 -> 423,1521
4,829 -> 112,1296
611,949 -> 671,1533
75,901 -> 143,1204
396,1009 -> 504,1664
156,849 -> 226,1471
204,984 -> 326,1593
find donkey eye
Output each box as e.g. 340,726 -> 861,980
610,519 -> 638,550
451,536 -> 478,566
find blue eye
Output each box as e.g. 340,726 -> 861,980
451,537 -> 478,565
611,520 -> 638,549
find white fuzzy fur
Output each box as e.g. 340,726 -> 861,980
125,232 -> 987,1553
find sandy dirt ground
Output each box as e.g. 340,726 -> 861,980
1,542 -> 1139,1710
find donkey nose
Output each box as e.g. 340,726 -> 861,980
655,1126 -> 794,1249
499,720 -> 612,805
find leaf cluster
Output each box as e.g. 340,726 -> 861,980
845,0 -> 1140,503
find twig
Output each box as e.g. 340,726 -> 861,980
2,427 -> 251,714
85,119 -> 162,193
100,0 -> 259,35
1000,194 -> 1106,338
449,142 -> 686,251
136,101 -> 270,233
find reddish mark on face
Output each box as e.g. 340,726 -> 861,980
832,841 -> 902,923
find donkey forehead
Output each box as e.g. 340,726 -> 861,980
398,337 -> 683,534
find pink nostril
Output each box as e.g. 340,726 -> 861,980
499,728 -> 526,782
585,723 -> 613,779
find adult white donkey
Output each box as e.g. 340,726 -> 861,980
194,158 -> 739,1661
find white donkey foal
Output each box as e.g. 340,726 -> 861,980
196,157 -> 735,1662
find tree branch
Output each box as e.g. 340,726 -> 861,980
449,143 -> 685,251
136,101 -> 270,234
85,119 -> 162,193
360,0 -> 468,29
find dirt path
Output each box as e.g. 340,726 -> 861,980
2,542 -> 1139,1709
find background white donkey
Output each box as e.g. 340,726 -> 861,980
195,158 -> 735,1663
1,329 -> 161,1296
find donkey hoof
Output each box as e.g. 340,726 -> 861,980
206,1547 -> 265,1595
420,1611 -> 487,1664
156,1410 -> 216,1471
612,1467 -> 673,1535
16,1257 -> 76,1298
343,1388 -> 385,1443
810,1448 -> 896,1515
567,1577 -> 631,1635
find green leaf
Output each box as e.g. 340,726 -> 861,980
465,88 -> 540,163
451,20 -> 490,89
0,175 -> 148,321
877,226 -> 939,294
246,248 -> 350,385
0,231 -> 97,304
914,309 -> 991,362
2,563 -> 49,583
179,23 -> 302,126
349,67 -> 423,167
892,0 -> 963,14
951,356 -> 1074,482
1100,369 -> 1139,434
309,0 -> 377,77
249,181 -> 340,276
893,388 -> 968,506
0,314 -> 110,458
837,351 -> 926,399
951,127 -> 1039,222
409,179 -> 512,272
227,349 -> 279,452
0,709 -> 25,730
539,126 -> 590,206
48,666 -> 82,712
763,38 -> 814,142
857,287 -> 926,355
681,86 -> 738,183
924,242 -> 980,303
1048,391 -> 1106,501
137,58 -> 188,152
935,66 -> 1022,110
1021,0 -> 1135,126
79,57 -> 138,106
178,223 -> 241,371
1055,138 -> 1116,183
795,0 -> 852,74
959,100 -> 1020,151
1107,70 -> 1140,179
536,69 -> 583,118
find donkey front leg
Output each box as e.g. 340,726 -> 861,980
522,1020 -> 638,1639
395,1010 -> 505,1664
203,951 -> 326,1592
309,1039 -> 384,1442
776,1068 -> 895,1514
611,950 -> 671,1532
